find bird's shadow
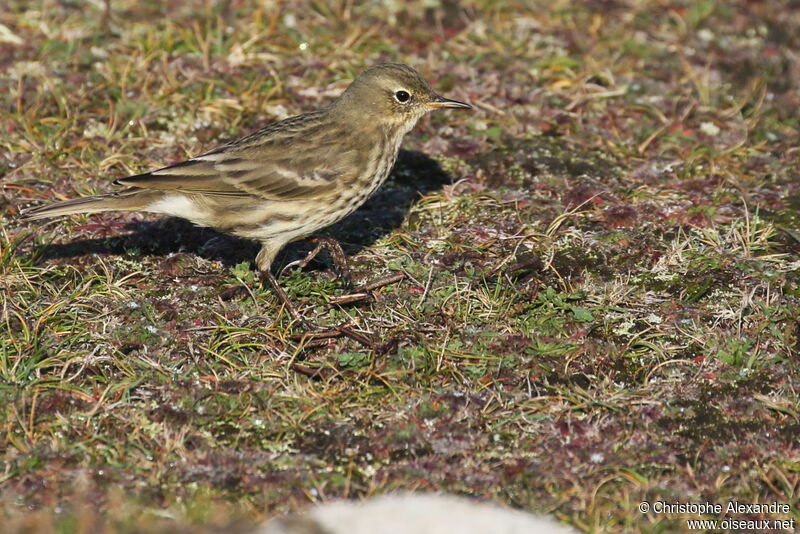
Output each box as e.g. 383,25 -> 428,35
34,150 -> 452,273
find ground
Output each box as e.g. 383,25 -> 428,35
1,1 -> 799,533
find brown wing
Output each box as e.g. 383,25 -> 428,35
116,111 -> 363,201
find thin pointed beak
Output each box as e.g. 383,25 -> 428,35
428,94 -> 472,110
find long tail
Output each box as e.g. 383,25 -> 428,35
20,188 -> 162,221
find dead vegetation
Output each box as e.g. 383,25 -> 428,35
2,1 -> 799,532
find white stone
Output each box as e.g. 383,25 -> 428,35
258,493 -> 577,534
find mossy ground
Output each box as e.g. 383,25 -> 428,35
2,1 -> 799,532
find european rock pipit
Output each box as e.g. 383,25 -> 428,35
21,63 -> 472,320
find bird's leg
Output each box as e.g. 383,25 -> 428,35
278,241 -> 326,278
308,237 -> 352,285
279,236 -> 353,288
328,272 -> 407,306
260,270 -> 314,328
273,237 -> 405,310
262,269 -> 376,342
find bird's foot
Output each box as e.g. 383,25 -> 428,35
279,236 -> 353,288
260,270 -> 321,330
327,272 -> 406,306
289,323 -> 374,347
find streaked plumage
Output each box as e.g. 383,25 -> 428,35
21,63 -> 471,314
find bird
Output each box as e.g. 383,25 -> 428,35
20,63 -> 472,321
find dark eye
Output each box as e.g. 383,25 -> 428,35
394,90 -> 411,103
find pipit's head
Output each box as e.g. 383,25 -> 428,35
334,63 -> 471,128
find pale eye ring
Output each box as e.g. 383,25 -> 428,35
394,90 -> 411,103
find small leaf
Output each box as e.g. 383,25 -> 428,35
231,261 -> 255,283
570,306 -> 594,322
337,352 -> 368,368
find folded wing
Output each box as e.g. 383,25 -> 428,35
116,112 -> 361,201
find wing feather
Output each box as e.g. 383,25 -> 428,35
115,111 -> 363,201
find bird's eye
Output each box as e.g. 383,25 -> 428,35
394,90 -> 411,103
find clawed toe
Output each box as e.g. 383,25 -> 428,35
327,272 -> 406,306
262,240 -> 406,325
279,236 -> 353,289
